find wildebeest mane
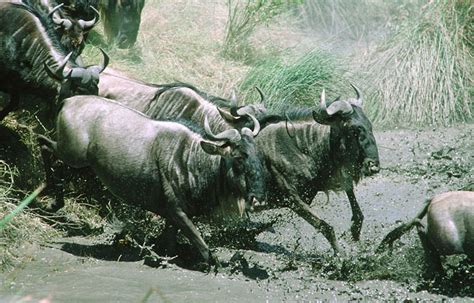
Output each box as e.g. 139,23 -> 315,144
14,2 -> 69,58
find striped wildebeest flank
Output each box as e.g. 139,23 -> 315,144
378,191 -> 473,277
0,2 -> 108,122
20,0 -> 99,60
38,96 -> 266,267
98,0 -> 145,48
254,85 -> 380,254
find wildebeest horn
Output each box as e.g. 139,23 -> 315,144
255,86 -> 265,103
86,48 -> 109,74
49,3 -> 73,30
78,6 -> 100,31
319,89 -> 353,116
320,89 -> 327,112
285,113 -> 295,138
350,83 -> 363,107
204,116 -> 241,142
44,52 -> 73,81
230,90 -> 238,107
246,113 -> 260,137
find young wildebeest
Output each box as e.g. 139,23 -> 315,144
254,86 -> 380,253
38,96 -> 265,265
379,191 -> 473,275
0,2 -> 108,121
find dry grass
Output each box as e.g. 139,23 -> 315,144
360,1 -> 473,127
0,161 -> 57,271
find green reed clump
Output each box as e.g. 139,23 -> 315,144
362,1 -> 473,127
238,49 -> 351,111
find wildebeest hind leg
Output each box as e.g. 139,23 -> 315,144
416,224 -> 443,278
38,135 -> 65,212
346,189 -> 363,241
290,199 -> 342,255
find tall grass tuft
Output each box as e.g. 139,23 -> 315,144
361,1 -> 473,127
238,49 -> 350,111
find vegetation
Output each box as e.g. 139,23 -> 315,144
361,0 -> 473,127
238,49 -> 349,111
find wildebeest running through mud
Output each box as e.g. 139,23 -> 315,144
38,95 -> 265,266
379,191 -> 474,276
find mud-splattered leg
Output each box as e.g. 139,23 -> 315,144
346,188 -> 363,241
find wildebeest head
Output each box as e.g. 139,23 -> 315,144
216,88 -> 269,130
312,85 -> 380,180
44,48 -> 109,99
101,0 -> 145,48
48,3 -> 99,59
201,114 -> 265,214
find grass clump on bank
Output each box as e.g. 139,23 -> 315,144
238,49 -> 350,111
362,1 -> 473,127
0,162 -> 56,271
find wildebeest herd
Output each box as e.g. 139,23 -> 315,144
0,0 -> 472,276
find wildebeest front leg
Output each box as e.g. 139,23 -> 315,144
38,135 -> 65,212
290,198 -> 342,255
168,208 -> 215,265
346,188 -> 363,241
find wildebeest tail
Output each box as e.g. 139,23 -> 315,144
377,198 -> 431,252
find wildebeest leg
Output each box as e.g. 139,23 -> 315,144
157,220 -> 178,257
416,223 -> 443,278
0,93 -> 19,121
38,135 -> 65,212
290,198 -> 342,255
346,188 -> 363,241
168,207 -> 215,265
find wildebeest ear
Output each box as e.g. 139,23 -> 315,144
200,141 -> 230,157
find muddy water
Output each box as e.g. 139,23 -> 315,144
1,125 -> 473,302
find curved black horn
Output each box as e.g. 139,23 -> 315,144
204,116 -> 241,142
285,113 -> 295,138
255,86 -> 265,103
350,83 -> 363,107
87,48 -> 109,74
49,3 -> 73,30
78,6 -> 100,30
44,52 -> 73,81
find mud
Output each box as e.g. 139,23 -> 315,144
1,125 -> 473,302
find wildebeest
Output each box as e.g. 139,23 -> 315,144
98,0 -> 145,48
20,0 -> 99,60
98,68 -> 268,132
378,191 -> 473,274
0,2 -> 108,121
38,95 -> 265,265
254,86 -> 380,253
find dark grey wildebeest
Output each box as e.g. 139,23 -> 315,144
379,191 -> 473,275
254,86 -> 380,253
0,2 -> 108,121
38,96 -> 265,265
20,0 -> 99,60
98,0 -> 145,48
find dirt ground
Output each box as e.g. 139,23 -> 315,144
1,124 -> 473,302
